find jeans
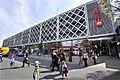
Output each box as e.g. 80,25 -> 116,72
0,56 -> 3,62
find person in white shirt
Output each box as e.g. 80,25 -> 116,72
61,61 -> 68,78
91,50 -> 97,64
83,50 -> 88,67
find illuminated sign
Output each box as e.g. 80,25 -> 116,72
96,20 -> 103,27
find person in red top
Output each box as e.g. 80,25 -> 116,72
68,50 -> 72,62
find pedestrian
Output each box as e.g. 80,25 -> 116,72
83,50 -> 88,67
0,50 -> 3,62
58,49 -> 66,62
94,45 -> 100,56
33,61 -> 40,80
78,50 -> 83,65
58,49 -> 66,74
10,51 -> 17,67
31,48 -> 34,54
91,50 -> 97,64
21,50 -> 30,67
10,57 -> 15,68
61,61 -> 68,78
51,51 -> 59,71
68,50 -> 72,62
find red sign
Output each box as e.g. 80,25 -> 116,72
96,20 -> 103,27
93,4 -> 103,27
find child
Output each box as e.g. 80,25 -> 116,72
10,57 -> 15,68
61,61 -> 68,78
33,61 -> 40,80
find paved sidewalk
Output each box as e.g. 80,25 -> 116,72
29,55 -> 120,80
1,55 -> 120,80
0,58 -> 34,80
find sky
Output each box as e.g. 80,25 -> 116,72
0,0 -> 93,47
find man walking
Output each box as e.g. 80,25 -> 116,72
22,50 -> 30,67
51,52 -> 59,71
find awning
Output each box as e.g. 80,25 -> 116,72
88,37 -> 113,41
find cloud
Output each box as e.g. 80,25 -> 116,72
0,0 -> 23,46
0,0 -> 25,32
0,0 -> 92,47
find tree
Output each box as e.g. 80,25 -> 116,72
25,45 -> 31,50
37,43 -> 43,54
51,42 -> 62,50
80,39 -> 91,47
37,43 -> 43,50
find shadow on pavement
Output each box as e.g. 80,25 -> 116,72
86,70 -> 120,80
0,66 -> 22,70
40,65 -> 50,69
86,71 -> 107,80
99,56 -> 120,70
40,73 -> 60,79
40,70 -> 51,73
54,77 -> 83,80
101,71 -> 120,80
54,78 -> 67,80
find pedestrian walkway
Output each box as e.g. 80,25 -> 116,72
29,55 -> 120,80
98,56 -> 120,70
1,55 -> 120,80
0,58 -> 34,80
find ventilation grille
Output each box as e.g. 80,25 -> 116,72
41,18 -> 57,42
59,6 -> 87,39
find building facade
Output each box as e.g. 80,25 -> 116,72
2,0 -> 115,47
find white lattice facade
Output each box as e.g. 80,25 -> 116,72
2,1 -> 115,47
